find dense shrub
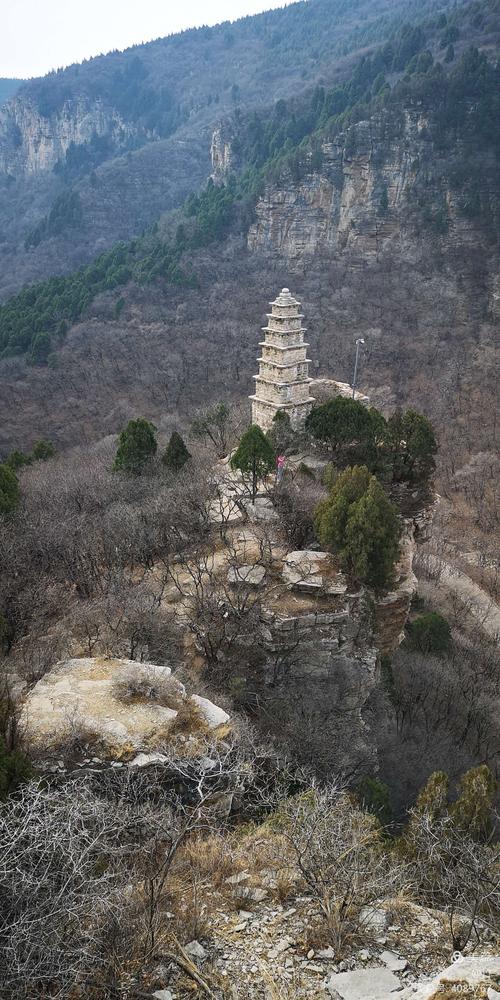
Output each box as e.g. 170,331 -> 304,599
405,612 -> 452,655
113,418 -> 157,475
162,431 -> 191,471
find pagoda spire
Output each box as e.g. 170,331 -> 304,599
250,288 -> 315,432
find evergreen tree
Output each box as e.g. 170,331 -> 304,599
0,464 -> 20,515
0,736 -> 33,800
30,332 -> 51,366
162,431 -> 191,471
306,397 -> 386,470
314,465 -> 400,590
450,765 -> 496,841
406,612 -> 451,655
31,439 -> 56,462
343,476 -> 401,589
231,424 -> 275,501
113,418 -> 157,475
387,408 -> 437,483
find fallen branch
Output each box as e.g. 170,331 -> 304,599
157,936 -> 221,999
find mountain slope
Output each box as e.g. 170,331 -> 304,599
0,0 -> 460,298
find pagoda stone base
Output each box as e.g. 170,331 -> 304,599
251,396 -> 313,432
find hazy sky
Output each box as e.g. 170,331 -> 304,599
3,0 -> 291,79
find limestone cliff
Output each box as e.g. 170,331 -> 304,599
210,122 -> 236,183
247,110 -> 488,268
0,94 -> 138,176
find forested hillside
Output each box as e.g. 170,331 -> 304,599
0,0 -> 463,298
0,0 -> 498,582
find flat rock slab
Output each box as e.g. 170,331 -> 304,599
227,564 -> 266,587
380,950 -> 408,973
21,657 -> 230,751
325,968 -> 401,1000
283,550 -> 347,595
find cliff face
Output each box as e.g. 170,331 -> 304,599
247,110 -> 490,267
210,123 -> 237,183
0,95 -> 138,176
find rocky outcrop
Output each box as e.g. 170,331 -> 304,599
210,121 -> 236,182
21,656 -> 229,755
0,94 -> 138,175
247,110 -> 463,268
399,955 -> 500,1000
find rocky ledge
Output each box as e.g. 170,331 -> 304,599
21,656 -> 229,757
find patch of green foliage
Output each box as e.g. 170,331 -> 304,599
314,465 -> 401,590
405,611 -> 452,655
358,776 -> 393,827
113,417 -> 157,475
231,424 -> 275,501
307,397 -> 437,486
0,464 -> 20,515
4,439 -> 56,470
25,190 -> 83,249
402,763 -> 497,847
4,6 -> 499,362
162,431 -> 191,471
306,397 -> 386,471
0,233 -> 191,362
266,409 -> 294,455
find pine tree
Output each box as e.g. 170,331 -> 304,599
388,409 -> 437,484
162,431 -> 191,471
449,765 -> 496,841
306,396 -> 386,470
343,477 -> 401,590
113,418 -> 157,475
267,409 -> 293,454
314,465 -> 400,590
231,424 -> 275,501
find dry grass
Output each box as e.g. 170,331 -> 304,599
169,697 -> 206,735
112,664 -> 183,709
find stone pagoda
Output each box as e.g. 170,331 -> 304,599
250,288 -> 315,432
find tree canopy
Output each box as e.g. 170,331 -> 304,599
314,465 -> 400,590
113,418 -> 157,475
406,612 -> 451,655
388,409 -> 437,484
306,397 -> 386,470
162,431 -> 191,472
231,424 -> 275,501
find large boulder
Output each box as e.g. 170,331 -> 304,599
399,956 -> 500,999
21,657 -> 229,754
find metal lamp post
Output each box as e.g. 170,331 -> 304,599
352,338 -> 365,399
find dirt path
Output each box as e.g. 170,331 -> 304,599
419,553 -> 500,642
